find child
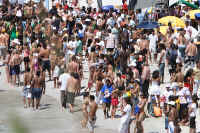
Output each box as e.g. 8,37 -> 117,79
111,89 -> 119,119
53,60 -> 60,89
23,68 -> 32,108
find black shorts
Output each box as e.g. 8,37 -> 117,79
24,57 -> 30,63
107,48 -> 114,52
42,60 -> 51,72
104,102 -> 111,108
13,65 -> 20,75
190,117 -> 196,129
142,80 -> 149,97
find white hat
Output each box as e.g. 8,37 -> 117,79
128,62 -> 136,67
166,84 -> 171,88
168,101 -> 175,106
12,39 -> 20,45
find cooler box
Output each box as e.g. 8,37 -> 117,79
195,13 -> 200,20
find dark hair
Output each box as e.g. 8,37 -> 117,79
89,95 -> 95,101
124,97 -> 132,106
71,55 -> 76,61
184,69 -> 193,82
83,92 -> 89,98
36,71 -> 40,77
72,72 -> 79,80
152,70 -> 160,79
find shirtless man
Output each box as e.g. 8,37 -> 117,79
31,70 -> 43,110
139,34 -> 149,63
88,65 -> 95,91
12,50 -> 22,86
0,30 -> 7,62
81,92 -> 89,128
39,43 -> 51,80
4,50 -> 11,83
141,63 -> 150,98
68,55 -> 79,73
185,41 -> 197,63
23,68 -> 32,108
87,95 -> 98,133
168,101 -> 179,133
135,94 -> 147,133
66,72 -> 81,113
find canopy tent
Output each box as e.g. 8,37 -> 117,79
136,21 -> 159,29
102,5 -> 114,11
169,0 -> 199,8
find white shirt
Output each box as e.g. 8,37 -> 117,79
59,73 -> 70,91
183,87 -> 192,103
68,41 -> 77,55
16,10 -> 22,17
177,89 -> 187,104
149,82 -> 161,96
149,34 -> 158,49
106,34 -> 115,48
163,90 -> 173,103
189,103 -> 197,117
53,65 -> 60,78
121,104 -> 131,123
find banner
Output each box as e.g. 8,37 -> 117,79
169,0 -> 179,6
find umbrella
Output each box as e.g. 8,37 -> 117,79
158,16 -> 185,28
186,9 -> 200,19
102,5 -> 114,11
158,26 -> 178,35
136,21 -> 159,29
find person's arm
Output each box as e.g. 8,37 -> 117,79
188,105 -> 192,115
195,45 -> 198,56
159,51 -> 164,65
185,45 -> 189,55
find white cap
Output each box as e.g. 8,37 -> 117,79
12,39 -> 20,45
168,101 -> 175,106
128,62 -> 136,67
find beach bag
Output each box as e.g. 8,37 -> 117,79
154,106 -> 162,117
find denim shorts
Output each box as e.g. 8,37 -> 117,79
165,117 -> 169,129
31,88 -> 42,99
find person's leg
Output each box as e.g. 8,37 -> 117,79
17,74 -> 20,86
54,77 -> 56,88
23,96 -> 27,108
103,103 -> 107,119
13,73 -> 16,86
81,110 -> 88,128
68,103 -> 73,113
36,98 -> 40,110
47,60 -> 51,81
106,103 -> 111,118
32,98 -> 35,109
5,66 -> 10,83
111,105 -> 114,119
27,98 -> 31,108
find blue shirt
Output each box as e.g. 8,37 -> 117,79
101,85 -> 113,103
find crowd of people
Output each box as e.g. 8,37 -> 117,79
0,0 -> 200,133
